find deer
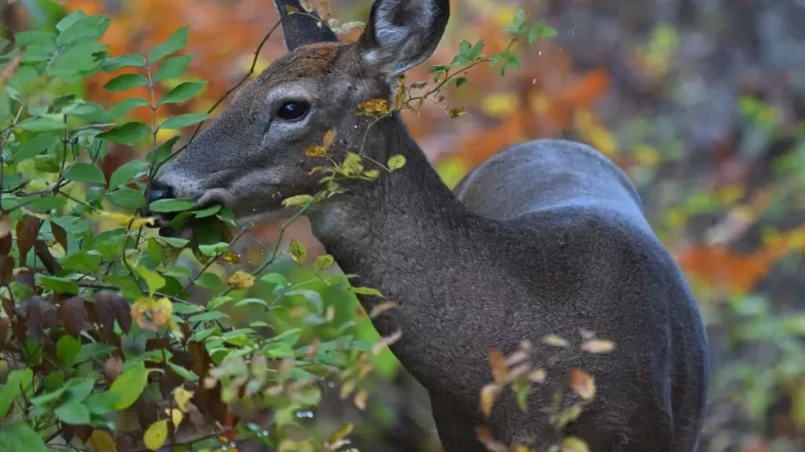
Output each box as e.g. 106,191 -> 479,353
146,0 -> 710,450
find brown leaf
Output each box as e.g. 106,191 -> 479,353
50,220 -> 69,252
94,292 -> 117,337
34,240 -> 62,275
15,215 -> 41,260
104,356 -> 123,382
474,426 -> 507,452
487,349 -> 508,385
0,255 -> 13,285
14,296 -> 56,342
479,383 -> 500,418
95,292 -> 132,335
568,368 -> 596,401
0,218 -> 11,252
59,296 -> 89,337
0,317 -> 9,349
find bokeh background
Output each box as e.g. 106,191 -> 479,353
4,0 -> 805,450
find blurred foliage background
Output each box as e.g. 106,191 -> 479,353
3,0 -> 805,450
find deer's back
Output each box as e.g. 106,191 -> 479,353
450,139 -> 709,451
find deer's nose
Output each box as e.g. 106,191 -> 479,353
148,181 -> 174,204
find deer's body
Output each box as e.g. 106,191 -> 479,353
148,0 -> 710,449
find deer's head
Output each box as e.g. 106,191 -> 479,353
149,0 -> 449,225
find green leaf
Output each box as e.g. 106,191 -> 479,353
110,362 -> 148,410
153,54 -> 191,82
0,369 -> 33,417
350,286 -> 384,297
75,343 -> 116,363
136,265 -> 166,296
65,162 -> 106,184
469,39 -> 485,60
281,194 -> 313,207
108,97 -> 149,119
188,311 -> 230,324
197,242 -> 229,257
0,422 -> 48,452
56,335 -> 81,365
85,391 -> 118,415
38,275 -> 79,295
149,198 -> 194,213
18,116 -> 66,132
159,81 -> 206,105
147,136 -> 179,165
103,53 -> 147,71
105,187 -> 147,210
168,362 -> 199,382
159,113 -> 210,130
15,30 -> 56,47
56,14 -> 110,46
54,402 -> 91,425
260,273 -> 289,287
97,121 -> 150,145
104,73 -> 149,92
148,26 -> 189,64
60,250 -> 102,273
13,133 -> 58,163
110,160 -> 148,188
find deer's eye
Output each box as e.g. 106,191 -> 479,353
276,100 -> 310,121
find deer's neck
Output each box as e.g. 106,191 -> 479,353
307,118 -> 493,384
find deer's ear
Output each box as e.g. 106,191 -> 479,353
273,0 -> 339,51
357,0 -> 450,76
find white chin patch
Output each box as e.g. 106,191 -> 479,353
235,207 -> 297,227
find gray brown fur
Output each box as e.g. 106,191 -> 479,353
150,0 -> 710,450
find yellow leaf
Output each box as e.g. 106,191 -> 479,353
298,0 -> 314,12
327,423 -> 354,447
221,250 -> 240,265
87,429 -> 116,452
357,98 -> 390,116
143,419 -> 169,451
542,334 -> 570,348
164,407 -> 183,427
305,144 -> 327,158
131,297 -> 174,331
288,238 -> 307,263
482,92 -> 519,118
387,154 -> 406,171
568,368 -> 596,400
562,437 -> 591,452
364,169 -> 380,180
342,152 -> 364,175
322,128 -> 337,149
98,211 -> 156,229
173,386 -> 194,412
227,270 -> 255,290
479,383 -> 500,417
314,254 -> 335,271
